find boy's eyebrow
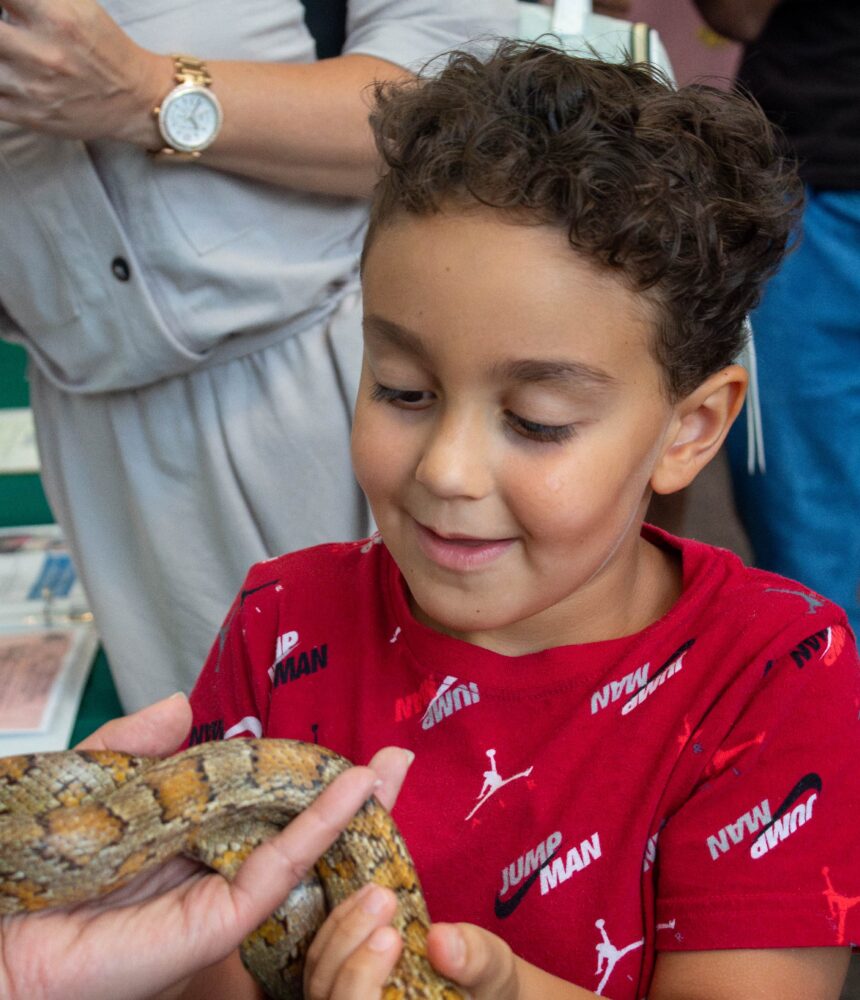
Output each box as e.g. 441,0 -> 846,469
494,358 -> 617,388
362,315 -> 431,362
364,314 -> 617,388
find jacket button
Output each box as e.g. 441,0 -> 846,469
111,257 -> 131,281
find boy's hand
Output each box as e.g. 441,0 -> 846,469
303,911 -> 588,1000
302,904 -> 523,1000
303,884 -> 404,999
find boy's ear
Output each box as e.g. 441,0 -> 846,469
651,364 -> 748,496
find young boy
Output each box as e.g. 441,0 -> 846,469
185,41 -> 859,999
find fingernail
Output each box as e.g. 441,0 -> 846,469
368,926 -> 398,953
444,925 -> 465,968
397,748 -> 416,767
362,885 -> 388,915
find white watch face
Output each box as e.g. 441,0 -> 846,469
160,84 -> 223,153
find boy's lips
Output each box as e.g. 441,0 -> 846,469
413,521 -> 515,571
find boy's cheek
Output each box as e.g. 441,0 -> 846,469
350,412 -> 386,497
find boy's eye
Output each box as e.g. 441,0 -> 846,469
370,382 -> 434,408
370,383 -> 575,442
505,411 -> 577,444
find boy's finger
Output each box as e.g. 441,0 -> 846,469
305,885 -> 398,999
76,692 -> 192,755
330,925 -> 403,1000
305,883 -> 373,967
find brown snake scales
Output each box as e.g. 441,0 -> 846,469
0,737 -> 463,999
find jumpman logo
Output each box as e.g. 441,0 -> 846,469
360,532 -> 383,553
765,587 -> 823,614
465,748 -> 533,821
593,917 -> 676,995
822,866 -> 860,944
267,629 -> 299,682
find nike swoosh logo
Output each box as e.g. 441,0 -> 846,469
630,638 -> 697,696
494,849 -> 558,919
762,772 -> 823,832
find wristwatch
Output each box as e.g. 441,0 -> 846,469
153,54 -> 223,159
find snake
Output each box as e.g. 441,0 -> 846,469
0,737 -> 464,999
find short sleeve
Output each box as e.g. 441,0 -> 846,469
343,0 -> 518,71
655,621 -> 860,951
185,571 -> 276,746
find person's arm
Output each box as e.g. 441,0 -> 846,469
0,0 -> 410,196
433,932 -> 850,999
649,947 -> 851,999
691,0 -> 783,43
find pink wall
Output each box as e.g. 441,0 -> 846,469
628,0 -> 741,86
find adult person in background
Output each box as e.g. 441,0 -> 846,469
692,0 -> 860,635
0,0 -> 516,711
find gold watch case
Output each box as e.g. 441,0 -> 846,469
153,54 -> 223,158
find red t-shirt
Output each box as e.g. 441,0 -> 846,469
189,526 -> 860,999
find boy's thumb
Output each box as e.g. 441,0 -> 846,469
427,921 -> 517,1000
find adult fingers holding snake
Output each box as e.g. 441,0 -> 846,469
76,691 -> 195,758
0,698 -> 407,1000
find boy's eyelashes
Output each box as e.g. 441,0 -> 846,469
369,382 -> 431,407
369,381 -> 577,445
505,412 -> 577,444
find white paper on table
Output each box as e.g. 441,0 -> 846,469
0,525 -> 90,621
0,408 -> 40,474
0,623 -> 98,752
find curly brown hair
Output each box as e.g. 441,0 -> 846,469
364,39 -> 802,399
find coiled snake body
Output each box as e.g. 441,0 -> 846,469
0,738 -> 463,999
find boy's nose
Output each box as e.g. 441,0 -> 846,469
414,411 -> 493,500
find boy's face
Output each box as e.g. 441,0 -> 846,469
352,207 -> 683,653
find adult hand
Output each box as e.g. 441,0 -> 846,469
0,695 -> 413,1000
0,0 -> 165,143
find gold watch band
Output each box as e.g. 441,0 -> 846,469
170,53 -> 213,88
